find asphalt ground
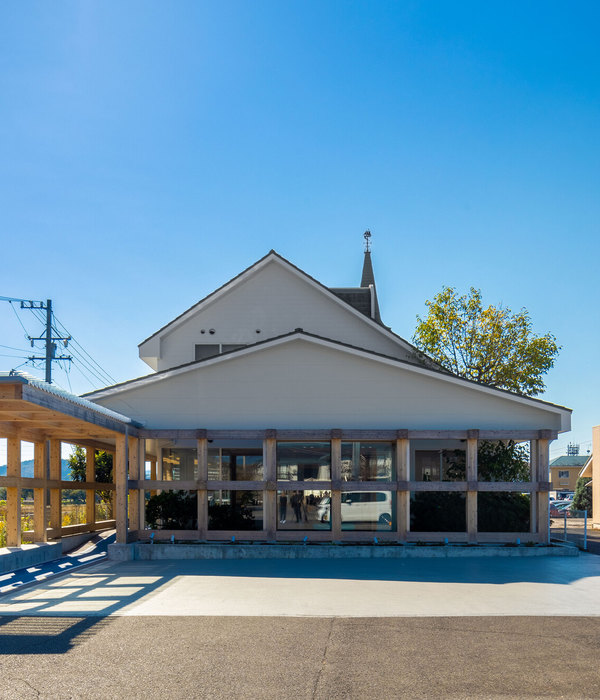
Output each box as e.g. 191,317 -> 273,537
0,615 -> 599,699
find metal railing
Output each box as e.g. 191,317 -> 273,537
550,507 -> 587,550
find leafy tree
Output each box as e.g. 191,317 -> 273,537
572,477 -> 592,516
67,446 -> 113,503
413,286 -> 559,396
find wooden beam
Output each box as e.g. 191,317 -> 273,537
33,441 -> 47,543
49,439 -> 62,533
6,438 -> 21,546
396,438 -> 410,540
466,437 -> 478,543
197,438 -> 208,537
115,433 -> 128,544
86,447 -> 96,528
128,436 -> 140,532
536,438 -> 550,543
264,437 -> 276,538
331,437 -> 342,540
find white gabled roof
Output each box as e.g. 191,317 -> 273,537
137,249 -> 439,370
88,330 -> 571,431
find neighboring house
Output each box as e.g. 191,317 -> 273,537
0,246 -> 572,546
579,426 -> 599,528
549,455 -> 589,494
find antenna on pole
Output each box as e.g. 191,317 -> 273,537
363,229 -> 371,252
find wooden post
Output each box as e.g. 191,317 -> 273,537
86,447 -> 96,528
150,459 -> 157,497
593,427 -> 600,529
537,438 -> 550,543
396,438 -> 410,541
6,438 -> 21,547
49,439 -> 62,535
331,437 -> 342,541
197,437 -> 208,537
466,437 -> 478,543
264,436 -> 276,538
138,441 -> 146,533
33,440 -> 48,543
530,440 -> 538,534
128,436 -> 140,534
115,433 -> 129,544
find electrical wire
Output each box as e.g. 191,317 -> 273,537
53,315 -> 117,385
9,301 -> 32,339
0,343 -> 32,353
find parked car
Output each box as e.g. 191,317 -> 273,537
317,491 -> 393,526
550,500 -> 572,517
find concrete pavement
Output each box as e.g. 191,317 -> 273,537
2,553 -> 600,618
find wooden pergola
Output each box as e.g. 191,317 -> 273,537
0,376 -> 142,547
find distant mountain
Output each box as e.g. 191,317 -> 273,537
0,458 -> 72,481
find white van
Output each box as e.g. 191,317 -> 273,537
317,491 -> 393,526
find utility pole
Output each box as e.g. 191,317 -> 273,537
1,296 -> 71,384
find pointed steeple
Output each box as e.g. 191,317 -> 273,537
360,231 -> 381,322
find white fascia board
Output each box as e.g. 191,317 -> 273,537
91,332 -> 572,431
137,251 -> 421,361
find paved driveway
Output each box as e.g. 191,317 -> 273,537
1,555 -> 600,698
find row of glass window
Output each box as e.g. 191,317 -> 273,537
159,440 -> 531,483
143,489 -> 532,533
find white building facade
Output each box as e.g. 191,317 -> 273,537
85,250 -> 571,544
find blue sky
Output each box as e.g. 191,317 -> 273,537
0,1 -> 598,458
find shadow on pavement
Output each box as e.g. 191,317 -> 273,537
0,615 -> 114,654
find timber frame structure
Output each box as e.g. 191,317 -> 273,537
0,373 -> 555,546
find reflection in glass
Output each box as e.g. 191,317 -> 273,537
341,442 -> 394,481
478,492 -> 530,531
208,445 -> 263,480
208,490 -> 263,530
410,492 -> 466,532
277,443 -> 331,481
161,448 -> 197,480
414,450 -> 466,482
341,491 -> 395,531
277,489 -> 331,530
145,490 -> 198,529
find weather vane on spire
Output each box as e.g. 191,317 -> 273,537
363,230 -> 371,252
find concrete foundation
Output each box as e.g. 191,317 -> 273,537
0,542 -> 63,573
109,542 -> 578,561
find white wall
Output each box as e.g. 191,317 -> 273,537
96,338 -> 565,431
140,259 -> 415,371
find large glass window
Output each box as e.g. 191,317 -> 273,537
340,442 -> 394,481
341,491 -> 395,531
277,442 -> 331,481
478,493 -> 530,532
208,490 -> 263,530
277,489 -> 331,530
477,441 -> 530,482
161,448 -> 197,480
208,441 -> 263,480
413,443 -> 466,482
410,492 -> 466,532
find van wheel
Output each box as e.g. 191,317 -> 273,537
379,513 -> 392,526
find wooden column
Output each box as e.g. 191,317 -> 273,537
150,459 -> 157,497
128,436 -> 140,534
115,433 -> 129,544
466,436 -> 478,543
33,440 -> 47,543
49,439 -> 62,535
331,437 -> 342,541
86,447 -> 96,527
536,438 -> 550,543
138,441 -> 146,532
264,436 -> 277,539
396,438 -> 410,541
197,437 -> 208,537
6,438 -> 21,547
529,440 -> 538,534
593,427 -> 600,529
